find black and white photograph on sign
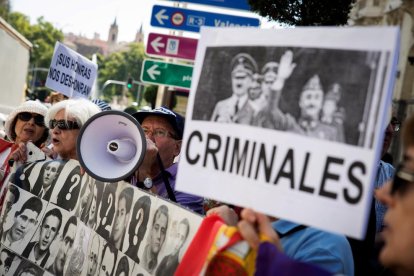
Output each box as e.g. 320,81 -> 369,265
10,257 -> 45,276
21,206 -> 66,268
1,188 -> 47,255
28,160 -> 63,201
155,207 -> 201,276
0,184 -> 20,240
95,182 -> 118,241
124,194 -> 152,265
83,233 -> 102,276
51,159 -> 82,212
140,202 -> 170,275
85,179 -> 104,231
114,253 -> 134,276
192,46 -> 384,147
64,222 -> 91,276
98,240 -> 118,276
0,246 -> 18,275
109,185 -> 134,251
46,215 -> 78,275
75,174 -> 96,224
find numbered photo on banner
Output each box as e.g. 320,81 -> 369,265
177,26 -> 400,239
1,185 -> 47,255
21,204 -> 71,269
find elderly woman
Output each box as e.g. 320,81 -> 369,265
45,98 -> 100,160
0,101 -> 48,186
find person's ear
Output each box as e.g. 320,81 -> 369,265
174,140 -> 182,156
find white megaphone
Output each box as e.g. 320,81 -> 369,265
77,110 -> 146,182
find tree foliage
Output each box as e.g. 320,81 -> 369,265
248,0 -> 355,26
7,12 -> 64,68
98,43 -> 146,102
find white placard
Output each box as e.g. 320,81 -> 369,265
176,27 -> 400,239
45,42 -> 97,99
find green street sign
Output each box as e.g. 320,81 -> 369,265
140,59 -> 193,89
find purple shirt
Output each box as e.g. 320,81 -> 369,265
153,163 -> 204,214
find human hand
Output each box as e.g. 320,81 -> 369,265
207,205 -> 239,226
41,144 -> 57,159
10,142 -> 28,163
238,208 -> 282,251
137,138 -> 160,180
276,50 -> 296,81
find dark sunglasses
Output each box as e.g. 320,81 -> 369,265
17,112 -> 45,127
391,164 -> 414,195
49,119 -> 80,130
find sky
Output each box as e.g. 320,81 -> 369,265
10,0 -> 277,42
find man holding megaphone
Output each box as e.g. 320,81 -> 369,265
131,107 -> 204,214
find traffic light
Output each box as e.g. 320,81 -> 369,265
127,77 -> 133,90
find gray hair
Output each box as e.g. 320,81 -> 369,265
45,98 -> 100,128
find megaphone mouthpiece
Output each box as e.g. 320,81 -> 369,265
107,138 -> 137,162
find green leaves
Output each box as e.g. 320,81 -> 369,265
248,0 -> 355,26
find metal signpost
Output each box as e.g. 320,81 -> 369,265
140,59 -> 193,89
150,5 -> 260,33
146,33 -> 198,61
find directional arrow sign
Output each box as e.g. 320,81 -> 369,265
141,59 -> 193,89
163,0 -> 251,11
151,5 -> 260,33
146,33 -> 198,61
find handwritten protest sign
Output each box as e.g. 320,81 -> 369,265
176,27 -> 399,239
45,42 -> 97,99
0,160 -> 201,275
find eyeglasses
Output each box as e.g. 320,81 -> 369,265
142,126 -> 177,139
17,112 -> 45,127
49,119 -> 80,130
391,164 -> 414,195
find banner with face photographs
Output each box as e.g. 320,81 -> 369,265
0,159 -> 202,276
176,26 -> 400,239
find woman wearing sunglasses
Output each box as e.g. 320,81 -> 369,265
0,101 -> 49,186
45,98 -> 100,160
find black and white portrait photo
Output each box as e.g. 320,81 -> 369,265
0,184 -> 20,239
64,223 -> 91,276
0,246 -> 16,276
75,174 -> 96,223
192,46 -> 382,146
22,207 -> 63,268
109,186 -> 134,251
85,233 -> 102,276
1,193 -> 45,254
155,218 -> 190,276
141,204 -> 169,274
30,160 -> 62,201
124,195 -> 151,265
98,241 -> 118,276
46,215 -> 77,276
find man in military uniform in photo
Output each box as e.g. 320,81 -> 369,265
293,74 -> 341,141
211,53 -> 257,123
